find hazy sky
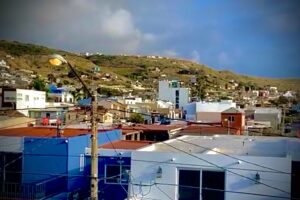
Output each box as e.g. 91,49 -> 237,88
0,0 -> 299,78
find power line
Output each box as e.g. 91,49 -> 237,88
175,138 -> 290,174
131,159 -> 291,174
135,122 -> 293,175
160,140 -> 291,195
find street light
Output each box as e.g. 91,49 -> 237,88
49,54 -> 98,200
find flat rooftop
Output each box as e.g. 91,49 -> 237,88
0,127 -> 116,138
179,125 -> 239,135
100,140 -> 153,150
139,135 -> 300,159
122,124 -> 185,132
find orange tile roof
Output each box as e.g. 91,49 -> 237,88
122,129 -> 140,135
0,127 -> 91,138
100,140 -> 153,150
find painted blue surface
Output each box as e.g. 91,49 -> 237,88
67,135 -> 90,192
97,129 -> 122,146
78,98 -> 91,106
22,137 -> 68,183
85,156 -> 131,200
20,129 -> 122,198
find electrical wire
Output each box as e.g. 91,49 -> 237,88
175,137 -> 290,174
160,140 -> 291,195
0,105 -> 297,198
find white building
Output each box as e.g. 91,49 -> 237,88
253,107 -> 282,130
48,89 -> 74,103
1,88 -> 46,116
130,135 -> 300,200
119,95 -> 143,105
184,100 -> 236,122
158,80 -> 189,109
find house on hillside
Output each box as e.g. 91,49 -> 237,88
184,100 -> 236,122
0,88 -> 46,116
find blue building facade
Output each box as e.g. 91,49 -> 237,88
0,129 -> 122,199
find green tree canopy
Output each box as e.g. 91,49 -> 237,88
32,78 -> 46,91
128,113 -> 144,124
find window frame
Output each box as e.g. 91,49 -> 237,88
104,164 -> 130,185
177,167 -> 225,200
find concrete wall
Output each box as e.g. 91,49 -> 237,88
130,151 -> 291,200
196,112 -> 221,122
0,117 -> 36,128
0,136 -> 23,152
16,89 -> 46,116
158,80 -> 189,109
254,113 -> 281,130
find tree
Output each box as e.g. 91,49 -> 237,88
128,113 -> 144,124
277,96 -> 289,105
32,78 -> 46,91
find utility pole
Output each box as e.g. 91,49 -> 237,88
91,90 -> 98,199
48,54 -> 99,200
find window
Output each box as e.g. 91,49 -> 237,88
79,154 -> 85,172
179,170 -> 200,200
228,116 -> 235,122
178,169 -> 225,200
175,90 -> 180,109
25,95 -> 29,101
105,165 -> 130,184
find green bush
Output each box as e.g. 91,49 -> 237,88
128,113 -> 144,123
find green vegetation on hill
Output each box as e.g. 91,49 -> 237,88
0,40 -> 299,93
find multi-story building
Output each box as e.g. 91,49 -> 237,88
0,88 -> 46,116
158,80 -> 189,109
184,100 -> 236,122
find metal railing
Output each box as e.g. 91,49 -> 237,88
0,176 -> 66,200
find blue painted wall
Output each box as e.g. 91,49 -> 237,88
22,137 -> 68,197
21,129 -> 122,198
85,156 -> 131,200
22,137 -> 68,183
97,129 -> 122,146
67,134 -> 90,193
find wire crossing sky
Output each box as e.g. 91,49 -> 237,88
0,0 -> 299,78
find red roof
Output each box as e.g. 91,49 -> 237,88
180,125 -> 239,135
100,140 -> 153,150
122,124 -> 185,132
122,129 -> 140,135
0,127 -> 118,138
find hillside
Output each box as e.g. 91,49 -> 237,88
0,40 -> 299,96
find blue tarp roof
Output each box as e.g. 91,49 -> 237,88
78,98 -> 91,106
48,84 -> 66,94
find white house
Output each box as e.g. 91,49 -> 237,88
119,95 -> 143,105
184,100 -> 236,122
158,80 -> 190,109
1,88 -> 46,116
252,107 -> 282,130
129,135 -> 300,200
48,87 -> 74,103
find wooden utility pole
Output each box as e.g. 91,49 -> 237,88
91,90 -> 98,199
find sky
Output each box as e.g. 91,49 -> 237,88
0,0 -> 299,78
